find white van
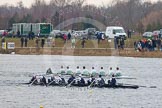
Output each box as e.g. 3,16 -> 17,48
105,26 -> 127,39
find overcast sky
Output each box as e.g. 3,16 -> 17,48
0,0 -> 160,8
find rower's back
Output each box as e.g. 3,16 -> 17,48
66,66 -> 73,75
82,66 -> 90,76
99,67 -> 106,76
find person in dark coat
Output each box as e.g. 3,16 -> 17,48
68,33 -> 71,40
24,37 -> 28,47
41,38 -> 45,48
120,37 -> 125,49
81,38 -> 86,48
20,37 -> 24,47
17,30 -> 20,38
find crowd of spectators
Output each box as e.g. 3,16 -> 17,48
134,38 -> 162,52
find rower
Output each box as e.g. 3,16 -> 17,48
55,74 -> 66,85
91,67 -> 98,77
48,75 -> 55,84
66,66 -> 73,75
97,75 -> 105,87
67,75 -> 75,84
87,75 -> 96,85
29,75 -> 38,84
115,67 -> 122,77
58,66 -> 66,75
76,66 -> 81,75
40,76 -> 47,86
46,68 -> 52,75
110,74 -> 116,86
82,66 -> 90,76
77,74 -> 85,86
99,67 -> 106,76
108,67 -> 114,76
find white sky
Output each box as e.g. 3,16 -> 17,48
0,0 -> 160,8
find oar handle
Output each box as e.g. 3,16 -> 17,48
88,80 -> 96,88
66,79 -> 75,87
29,79 -> 37,86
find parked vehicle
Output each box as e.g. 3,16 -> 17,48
49,30 -> 61,38
105,26 -> 127,39
142,32 -> 153,38
84,28 -> 96,39
159,29 -> 162,38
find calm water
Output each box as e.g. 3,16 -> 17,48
0,54 -> 162,108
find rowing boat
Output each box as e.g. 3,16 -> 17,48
24,82 -> 139,89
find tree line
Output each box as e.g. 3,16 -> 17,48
0,0 -> 162,33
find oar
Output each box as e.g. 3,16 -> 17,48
87,79 -> 96,89
118,83 -> 157,88
47,79 -> 56,86
28,79 -> 37,86
66,79 -> 75,88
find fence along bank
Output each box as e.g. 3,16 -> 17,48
12,23 -> 53,36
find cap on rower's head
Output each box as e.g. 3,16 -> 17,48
99,75 -> 102,77
110,67 -> 112,70
116,67 -> 119,70
92,67 -> 94,69
83,66 -> 85,69
101,67 -> 103,69
67,66 -> 69,69
61,66 -> 63,68
77,66 -> 79,69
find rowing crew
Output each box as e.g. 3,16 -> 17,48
29,74 -> 117,87
47,66 -> 122,77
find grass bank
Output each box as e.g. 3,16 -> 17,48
0,36 -> 161,58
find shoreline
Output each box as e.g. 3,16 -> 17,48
0,47 -> 161,58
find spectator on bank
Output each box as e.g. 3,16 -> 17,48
127,29 -> 132,38
20,37 -> 24,47
35,37 -> 40,48
24,37 -> 28,47
97,32 -> 101,44
47,37 -> 51,47
41,37 -> 45,48
120,37 -> 125,49
114,36 -> 118,49
2,31 -> 7,37
71,37 -> 76,48
68,32 -> 71,40
134,41 -> 137,50
81,38 -> 86,48
52,38 -> 55,47
17,30 -> 20,38
31,32 -> 34,40
157,39 -> 161,50
37,32 -> 40,37
160,39 -> 162,51
63,34 -> 67,44
1,36 -> 5,46
28,31 -> 32,40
